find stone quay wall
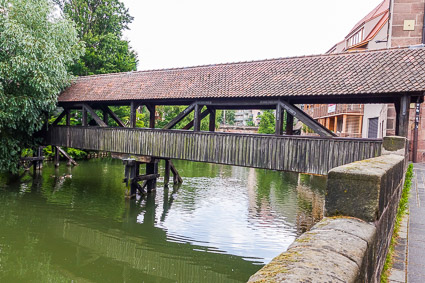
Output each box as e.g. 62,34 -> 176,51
248,136 -> 407,283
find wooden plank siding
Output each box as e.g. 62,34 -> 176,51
44,126 -> 382,175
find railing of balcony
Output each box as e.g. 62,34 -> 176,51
305,104 -> 364,119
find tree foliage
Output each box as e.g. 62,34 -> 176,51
156,106 -> 218,131
258,110 -> 276,134
55,0 -> 138,75
217,110 -> 236,125
0,0 -> 84,173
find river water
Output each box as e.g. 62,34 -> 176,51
0,159 -> 326,282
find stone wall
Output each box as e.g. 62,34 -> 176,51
248,136 -> 407,283
390,0 -> 425,47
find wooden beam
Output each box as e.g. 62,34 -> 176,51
52,110 -> 67,126
102,109 -> 108,125
164,159 -> 171,187
208,107 -> 216,132
279,101 -> 337,137
275,103 -> 283,136
134,174 -> 160,182
82,104 -> 107,127
65,109 -> 71,126
342,115 -> 347,134
169,160 -> 183,184
193,104 -> 202,132
82,107 -> 88,126
286,112 -> 294,135
56,146 -> 78,166
182,109 -> 210,130
334,116 -> 338,132
146,161 -> 158,192
145,104 -> 156,128
54,146 -> 60,167
395,94 -> 410,137
101,106 -> 125,127
358,115 -> 363,136
163,102 -> 197,129
130,101 -> 138,128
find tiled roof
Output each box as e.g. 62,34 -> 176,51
59,47 -> 425,103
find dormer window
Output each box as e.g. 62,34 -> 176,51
347,28 -> 364,47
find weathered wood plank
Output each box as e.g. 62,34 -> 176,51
44,126 -> 382,175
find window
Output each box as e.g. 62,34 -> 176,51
368,117 -> 379,138
347,28 -> 364,47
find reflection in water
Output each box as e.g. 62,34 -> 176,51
0,159 -> 326,282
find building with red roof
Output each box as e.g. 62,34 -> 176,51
306,0 -> 425,162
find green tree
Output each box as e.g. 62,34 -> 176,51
0,0 -> 84,173
156,106 -> 215,131
217,110 -> 236,125
258,110 -> 276,134
55,0 -> 138,75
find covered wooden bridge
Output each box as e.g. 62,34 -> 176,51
44,47 -> 425,189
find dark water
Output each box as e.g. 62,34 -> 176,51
0,159 -> 326,282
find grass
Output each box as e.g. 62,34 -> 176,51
381,163 -> 413,283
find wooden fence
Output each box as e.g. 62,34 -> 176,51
44,126 -> 382,175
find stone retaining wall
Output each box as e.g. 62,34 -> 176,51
248,136 -> 407,283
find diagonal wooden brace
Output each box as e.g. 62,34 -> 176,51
163,102 -> 197,129
82,104 -> 107,127
101,106 -> 125,127
279,100 -> 337,137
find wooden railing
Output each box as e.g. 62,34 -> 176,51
44,126 -> 382,175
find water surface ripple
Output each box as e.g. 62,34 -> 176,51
0,159 -> 325,282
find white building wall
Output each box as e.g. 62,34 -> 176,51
362,104 -> 388,138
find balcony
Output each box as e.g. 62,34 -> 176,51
305,104 -> 364,119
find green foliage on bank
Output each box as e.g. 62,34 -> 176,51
381,163 -> 413,282
0,0 -> 84,173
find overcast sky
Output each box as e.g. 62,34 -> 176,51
121,0 -> 384,71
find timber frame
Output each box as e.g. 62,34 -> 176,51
52,92 -> 422,138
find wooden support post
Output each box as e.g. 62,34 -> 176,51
33,146 -> 43,172
358,115 -> 363,137
130,101 -> 137,128
209,107 -> 216,132
147,104 -> 156,128
65,109 -> 71,126
325,117 -> 330,129
82,107 -> 88,126
342,115 -> 347,134
103,109 -> 108,125
395,94 -> 410,137
182,109 -> 210,130
286,112 -> 294,135
164,159 -> 171,187
193,104 -> 201,132
334,116 -> 338,132
275,103 -> 283,136
54,146 -> 60,167
146,159 -> 158,192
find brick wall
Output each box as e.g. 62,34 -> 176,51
389,0 -> 425,162
391,0 -> 425,46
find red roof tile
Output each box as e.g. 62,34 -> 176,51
58,47 -> 425,103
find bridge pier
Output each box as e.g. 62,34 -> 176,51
146,159 -> 159,193
122,157 -> 183,198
